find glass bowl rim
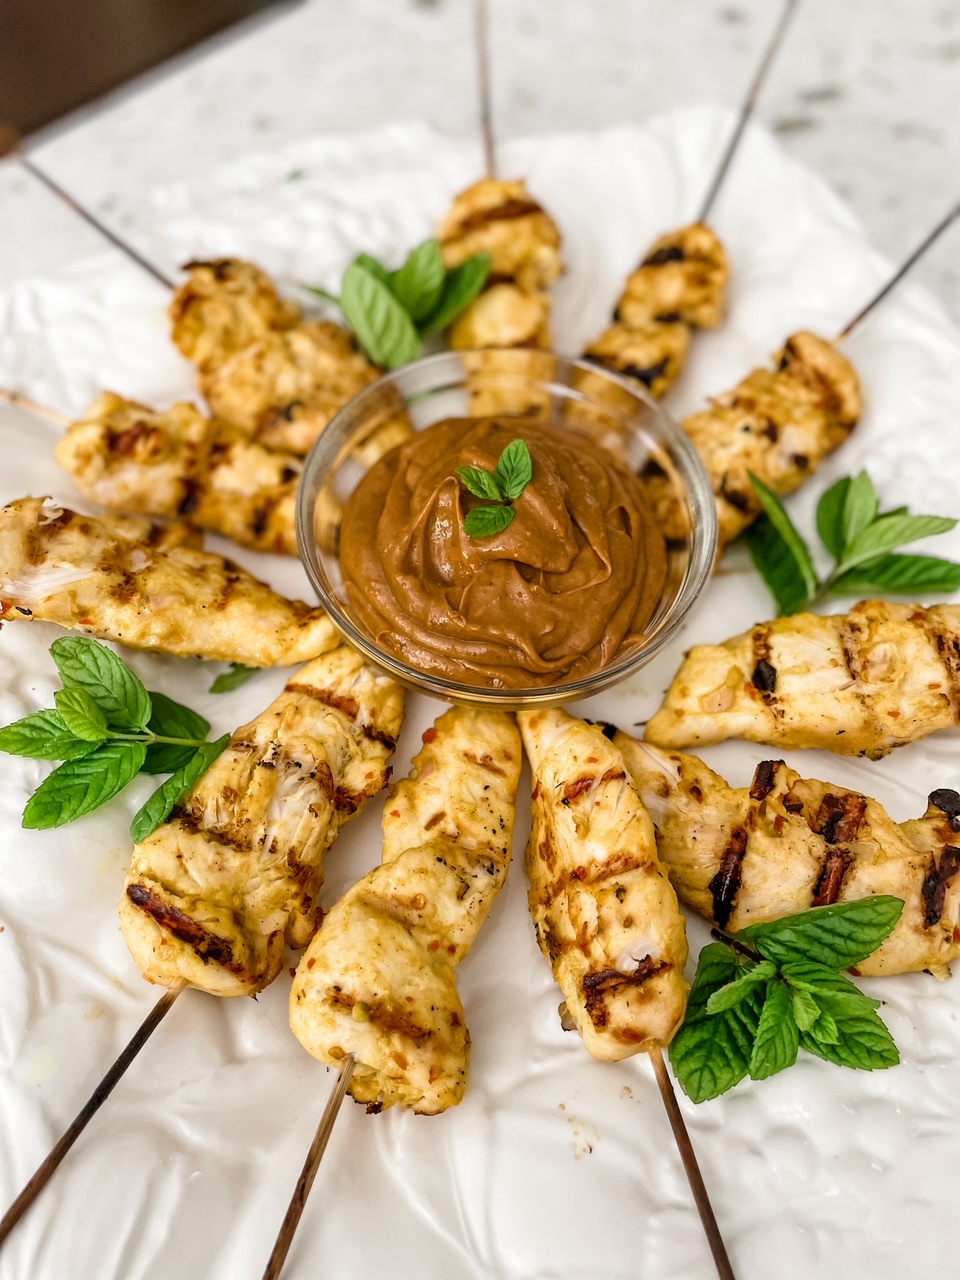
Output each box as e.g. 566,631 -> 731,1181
296,348 -> 718,705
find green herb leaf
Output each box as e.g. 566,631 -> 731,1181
50,637 -> 151,731
141,691 -> 212,773
789,984 -> 821,1032
747,475 -> 819,612
748,978 -> 799,1080
22,741 -> 147,829
420,253 -> 491,336
0,709 -> 97,761
780,959 -> 879,1006
53,688 -> 109,742
743,515 -> 815,616
302,284 -> 342,306
704,959 -> 776,1013
130,735 -> 230,844
494,439 -> 534,502
339,262 -> 421,370
842,512 -> 957,570
210,663 -> 258,694
839,470 -> 878,554
354,253 -> 392,288
815,476 -> 851,560
798,1002 -> 899,1071
463,504 -> 516,537
736,896 -> 904,969
829,553 -> 960,596
669,944 -> 763,1102
456,465 -> 504,501
807,1007 -> 840,1045
390,239 -> 446,323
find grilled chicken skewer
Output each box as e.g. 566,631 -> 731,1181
615,733 -> 960,978
646,599 -> 960,759
0,645 -> 404,1244
290,704 -> 522,1112
520,708 -> 736,1280
0,496 -> 339,666
519,708 -> 689,1058
122,644 -> 404,996
584,0 -> 798,398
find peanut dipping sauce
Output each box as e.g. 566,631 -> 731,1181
338,415 -> 668,688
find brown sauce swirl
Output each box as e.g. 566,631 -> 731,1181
338,415 -> 668,688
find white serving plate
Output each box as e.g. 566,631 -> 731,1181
0,107 -> 959,1280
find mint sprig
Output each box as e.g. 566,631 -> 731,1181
0,637 -> 230,840
304,239 -> 490,369
209,662 -> 257,694
669,897 -> 903,1103
744,470 -> 960,616
457,439 -> 534,537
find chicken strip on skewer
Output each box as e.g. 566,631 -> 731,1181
56,392 -> 303,555
290,705 -> 522,1114
519,709 -> 689,1060
0,497 -> 339,667
120,645 -> 405,997
614,732 -> 960,978
169,260 -> 379,455
584,223 -> 729,399
438,178 -> 563,351
646,599 -> 960,759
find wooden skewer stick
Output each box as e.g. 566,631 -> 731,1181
473,0 -> 497,180
261,1054 -> 357,1280
0,387 -> 69,426
837,198 -> 960,339
16,148 -> 176,291
696,0 -> 800,224
649,1044 -> 738,1280
0,981 -> 185,1250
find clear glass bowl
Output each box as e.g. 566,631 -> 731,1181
296,349 -> 717,706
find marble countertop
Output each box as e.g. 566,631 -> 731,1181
2,0 -> 960,319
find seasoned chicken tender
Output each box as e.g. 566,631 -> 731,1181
56,392 -> 302,555
647,599 -> 960,758
290,706 -> 522,1113
0,496 -> 338,666
200,320 -> 379,455
170,258 -> 301,373
120,646 -> 404,997
616,734 -> 960,977
685,330 -> 861,548
519,709 -> 689,1060
439,177 -> 563,351
583,223 -> 728,400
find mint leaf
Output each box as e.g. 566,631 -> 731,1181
494,439 -> 533,502
748,978 -> 798,1080
743,514 -> 815,616
463,504 -> 516,537
829,553 -> 960,596
130,735 -> 230,844
839,470 -> 878,554
807,1007 -> 840,1045
736,896 -> 904,969
0,710 -> 96,761
353,253 -> 392,289
390,239 -> 446,323
339,262 -> 421,369
141,691 -> 212,773
420,253 -> 491,336
747,474 -> 818,611
789,984 -> 821,1032
54,688 -> 109,742
669,944 -> 763,1102
50,637 -> 151,731
842,512 -> 957,569
22,741 -> 147,829
815,476 -> 851,560
457,465 -> 504,501
780,959 -> 879,1006
210,663 -> 257,694
704,959 -> 776,1013
302,284 -> 342,306
799,1003 -> 899,1071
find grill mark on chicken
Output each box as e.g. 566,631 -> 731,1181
930,789 -> 960,832
751,630 -> 779,707
812,847 -> 853,906
458,197 -> 544,231
643,245 -> 686,267
582,958 -> 669,1028
561,767 -> 626,803
126,883 -> 243,972
749,759 -> 781,801
752,658 -> 777,695
285,684 -> 358,717
921,847 -> 960,926
813,793 -> 867,844
707,826 -> 749,927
